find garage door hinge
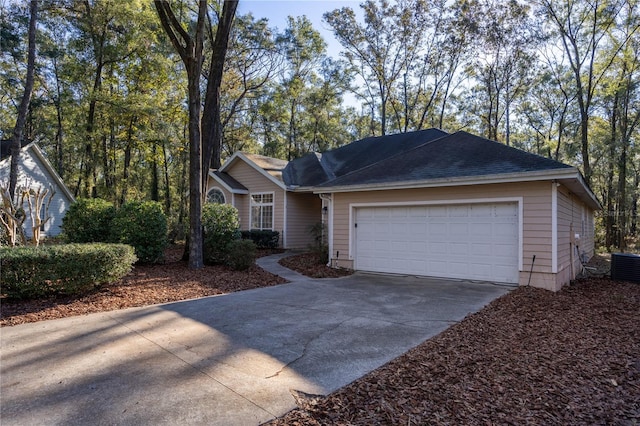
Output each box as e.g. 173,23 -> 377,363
355,223 -> 357,228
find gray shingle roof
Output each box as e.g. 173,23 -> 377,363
0,139 -> 30,160
212,171 -> 248,191
283,128 -> 449,186
317,131 -> 573,188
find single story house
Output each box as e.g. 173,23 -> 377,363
207,129 -> 600,291
0,141 -> 75,238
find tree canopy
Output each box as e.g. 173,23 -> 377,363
1,0 -> 638,249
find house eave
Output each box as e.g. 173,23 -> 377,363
208,170 -> 249,194
27,143 -> 75,202
286,185 -> 317,193
219,152 -> 286,190
314,168 -> 601,210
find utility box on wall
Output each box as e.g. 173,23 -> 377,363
611,253 -> 640,283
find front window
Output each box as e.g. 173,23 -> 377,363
206,188 -> 226,204
250,192 -> 274,230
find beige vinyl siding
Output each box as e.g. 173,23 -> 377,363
205,176 -> 233,206
286,192 -> 322,249
556,185 -> 595,287
225,160 -> 285,240
330,182 -> 553,286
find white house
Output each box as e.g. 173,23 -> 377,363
0,141 -> 74,238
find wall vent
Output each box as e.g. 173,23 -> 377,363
611,253 -> 640,283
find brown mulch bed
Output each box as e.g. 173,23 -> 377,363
268,278 -> 640,425
279,252 -> 353,278
0,245 -> 287,327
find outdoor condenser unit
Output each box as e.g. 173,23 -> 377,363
611,253 -> 640,283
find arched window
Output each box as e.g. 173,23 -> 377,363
206,187 -> 226,204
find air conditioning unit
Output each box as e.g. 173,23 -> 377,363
611,253 -> 640,283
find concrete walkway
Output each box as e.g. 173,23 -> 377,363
1,253 -> 511,425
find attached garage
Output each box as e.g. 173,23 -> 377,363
353,202 -> 520,284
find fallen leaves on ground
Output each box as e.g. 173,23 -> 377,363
268,278 -> 640,425
1,245 -> 287,326
279,252 -> 353,278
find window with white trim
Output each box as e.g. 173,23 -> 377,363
250,192 -> 274,230
206,187 -> 226,204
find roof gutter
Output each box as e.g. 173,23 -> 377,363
313,168 -> 601,210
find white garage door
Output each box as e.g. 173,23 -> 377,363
354,203 -> 519,283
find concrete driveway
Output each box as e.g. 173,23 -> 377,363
1,255 -> 511,425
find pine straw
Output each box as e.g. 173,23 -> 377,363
268,278 -> 640,425
279,252 -> 353,278
1,246 -> 287,326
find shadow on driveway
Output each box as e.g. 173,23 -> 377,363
1,272 -> 511,425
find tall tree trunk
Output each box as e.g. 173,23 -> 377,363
201,0 -> 238,180
631,169 -> 639,236
120,116 -> 136,206
379,82 -> 387,136
605,97 -> 618,249
154,0 -> 207,269
9,0 -> 38,201
162,139 -> 171,214
187,67 -> 203,268
151,142 -> 159,202
52,57 -> 64,178
287,99 -> 296,160
83,61 -> 103,198
616,135 -> 627,250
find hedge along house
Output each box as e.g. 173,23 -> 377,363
208,129 -> 600,291
0,141 -> 75,238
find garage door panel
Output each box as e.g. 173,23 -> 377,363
494,203 -> 517,217
355,203 -> 519,284
428,206 -> 447,217
408,207 -> 427,218
450,205 -> 469,217
450,223 -> 468,236
493,242 -> 517,256
470,204 -> 492,217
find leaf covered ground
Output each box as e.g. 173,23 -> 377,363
279,252 -> 353,278
0,245 -> 287,326
267,278 -> 640,425
2,249 -> 638,425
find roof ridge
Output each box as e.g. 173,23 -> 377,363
320,129 -> 450,187
454,130 -> 571,167
315,152 -> 336,181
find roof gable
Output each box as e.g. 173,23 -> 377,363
219,152 -> 287,189
0,142 -> 74,202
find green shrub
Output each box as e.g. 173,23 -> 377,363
62,198 -> 116,243
240,229 -> 280,249
202,203 -> 240,264
308,222 -> 328,264
0,243 -> 136,299
225,239 -> 256,271
111,201 -> 167,263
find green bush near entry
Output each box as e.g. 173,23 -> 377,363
225,239 -> 256,271
0,244 -> 136,299
202,203 -> 240,264
62,198 -> 116,243
111,201 -> 167,263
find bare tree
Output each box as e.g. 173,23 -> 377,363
537,0 -> 634,184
